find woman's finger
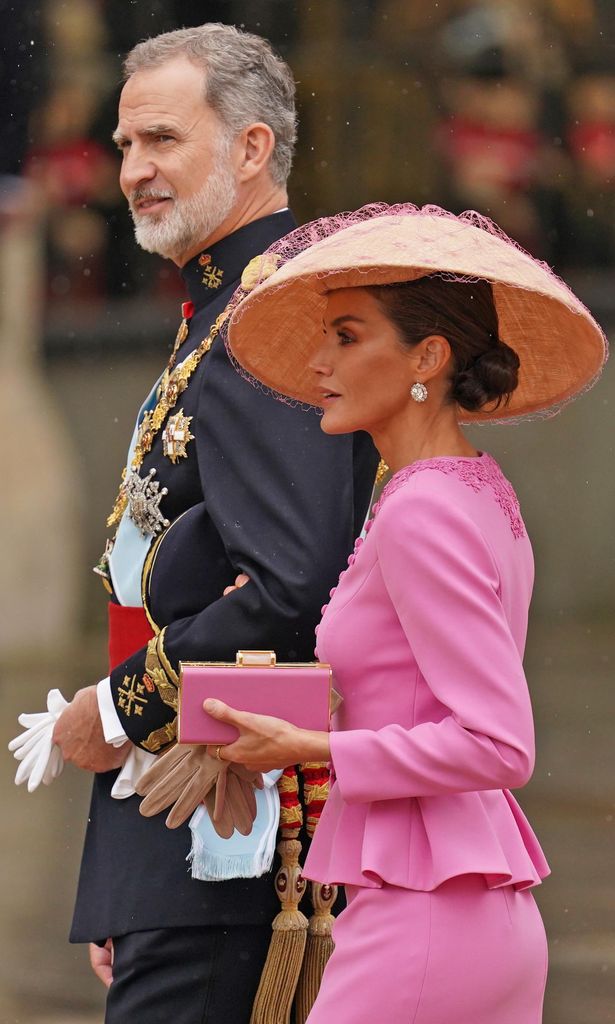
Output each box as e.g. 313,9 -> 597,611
203,699 -> 251,730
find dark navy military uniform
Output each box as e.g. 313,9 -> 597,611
70,211 -> 378,1023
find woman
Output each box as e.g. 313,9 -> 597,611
151,206 -> 608,1022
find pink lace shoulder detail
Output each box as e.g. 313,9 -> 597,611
371,453 -> 525,539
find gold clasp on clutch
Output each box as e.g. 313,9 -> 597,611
236,650 -> 277,667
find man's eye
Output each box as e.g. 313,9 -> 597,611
157,135 -> 174,143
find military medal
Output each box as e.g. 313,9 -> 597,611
92,538 -> 115,593
158,301 -> 194,400
123,467 -> 170,536
134,410 -> 155,463
174,301 -> 193,351
175,318 -> 189,348
163,409 -> 194,464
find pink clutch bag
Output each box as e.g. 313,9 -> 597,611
177,650 -> 333,744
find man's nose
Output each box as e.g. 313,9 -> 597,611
119,147 -> 157,195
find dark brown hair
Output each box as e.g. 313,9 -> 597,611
366,276 -> 520,412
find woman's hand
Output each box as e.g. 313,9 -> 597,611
223,573 -> 250,597
205,699 -> 330,773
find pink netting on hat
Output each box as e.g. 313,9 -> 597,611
220,201 -> 608,423
222,204 -> 429,410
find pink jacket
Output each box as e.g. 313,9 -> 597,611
304,453 -> 550,892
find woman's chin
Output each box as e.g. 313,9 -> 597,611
319,405 -> 358,435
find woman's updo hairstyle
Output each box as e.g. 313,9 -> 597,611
366,276 -> 520,412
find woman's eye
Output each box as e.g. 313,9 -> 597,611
338,331 -> 355,346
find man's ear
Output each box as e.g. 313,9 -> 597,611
235,122 -> 276,183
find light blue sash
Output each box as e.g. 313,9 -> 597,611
188,771 -> 282,880
108,376 -> 161,607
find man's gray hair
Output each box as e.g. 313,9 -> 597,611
123,23 -> 297,187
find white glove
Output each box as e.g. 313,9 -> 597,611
9,688 -> 156,798
8,689 -> 68,792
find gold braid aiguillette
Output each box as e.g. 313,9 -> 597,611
106,310 -> 228,529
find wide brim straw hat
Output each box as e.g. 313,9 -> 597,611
226,203 -> 608,422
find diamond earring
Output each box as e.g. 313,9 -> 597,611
410,381 -> 428,403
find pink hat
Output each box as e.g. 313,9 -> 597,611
227,203 -> 608,422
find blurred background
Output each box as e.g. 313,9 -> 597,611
0,1 -> 613,1021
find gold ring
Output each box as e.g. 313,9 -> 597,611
215,745 -> 224,762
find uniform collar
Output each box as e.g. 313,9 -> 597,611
180,209 -> 297,311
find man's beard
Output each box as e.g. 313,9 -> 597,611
129,146 -> 237,261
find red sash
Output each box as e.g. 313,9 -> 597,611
108,603 -> 155,672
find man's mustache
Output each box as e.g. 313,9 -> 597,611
129,188 -> 176,212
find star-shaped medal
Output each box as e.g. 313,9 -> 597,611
163,409 -> 194,464
124,467 -> 170,536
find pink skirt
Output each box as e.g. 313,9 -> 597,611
306,874 -> 547,1024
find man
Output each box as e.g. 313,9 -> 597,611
52,22 -> 378,1024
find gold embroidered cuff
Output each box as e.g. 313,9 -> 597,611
144,630 -> 179,711
142,717 -> 177,753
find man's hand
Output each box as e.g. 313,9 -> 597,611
89,938 -> 113,988
52,685 -> 129,773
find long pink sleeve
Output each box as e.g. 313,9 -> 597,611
330,489 -> 535,804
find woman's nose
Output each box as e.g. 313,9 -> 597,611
308,340 -> 334,377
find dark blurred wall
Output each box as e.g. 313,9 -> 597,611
0,2 -> 47,175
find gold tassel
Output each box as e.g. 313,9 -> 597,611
250,838 -> 308,1024
293,881 -> 338,1024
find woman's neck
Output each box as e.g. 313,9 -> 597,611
372,404 -> 478,474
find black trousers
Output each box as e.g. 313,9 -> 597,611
105,924 -> 272,1024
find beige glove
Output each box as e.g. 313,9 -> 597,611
136,743 -> 263,834
203,761 -> 263,838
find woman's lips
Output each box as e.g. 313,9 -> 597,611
319,391 -> 342,406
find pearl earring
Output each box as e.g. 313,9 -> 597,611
410,381 -> 428,403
